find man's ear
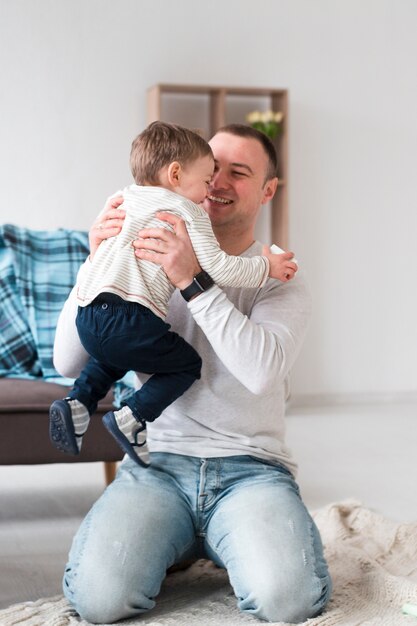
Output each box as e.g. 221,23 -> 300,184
261,177 -> 278,205
167,161 -> 182,187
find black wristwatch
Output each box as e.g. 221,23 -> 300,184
180,270 -> 215,302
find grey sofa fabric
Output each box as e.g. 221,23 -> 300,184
0,378 -> 123,465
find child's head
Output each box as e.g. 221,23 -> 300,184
130,121 -> 214,204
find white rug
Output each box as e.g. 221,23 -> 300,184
1,500 -> 417,626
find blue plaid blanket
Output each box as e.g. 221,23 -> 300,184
0,224 -> 135,405
0,224 -> 90,379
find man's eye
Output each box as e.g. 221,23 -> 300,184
232,171 -> 246,177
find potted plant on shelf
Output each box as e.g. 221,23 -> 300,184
246,110 -> 283,139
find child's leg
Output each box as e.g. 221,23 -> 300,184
50,297 -> 128,456
101,322 -> 202,467
102,339 -> 201,467
69,295 -> 201,466
69,358 -> 127,415
49,358 -> 127,455
124,346 -> 202,423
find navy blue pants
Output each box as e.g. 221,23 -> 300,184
69,293 -> 202,423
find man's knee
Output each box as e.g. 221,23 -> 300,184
64,582 -> 154,624
73,597 -> 126,624
238,574 -> 332,623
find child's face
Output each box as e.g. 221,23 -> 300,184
176,155 -> 214,204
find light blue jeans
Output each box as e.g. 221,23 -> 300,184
63,454 -> 332,624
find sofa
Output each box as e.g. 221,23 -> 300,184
0,224 -> 125,484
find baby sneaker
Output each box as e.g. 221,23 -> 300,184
102,406 -> 148,467
49,398 -> 90,455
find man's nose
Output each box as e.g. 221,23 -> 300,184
211,168 -> 228,189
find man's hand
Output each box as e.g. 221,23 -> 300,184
133,211 -> 201,289
89,195 -> 125,260
262,245 -> 298,282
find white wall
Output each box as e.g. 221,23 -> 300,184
1,0 -> 416,400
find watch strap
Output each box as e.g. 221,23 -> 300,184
180,270 -> 214,302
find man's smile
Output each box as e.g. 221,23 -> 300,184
207,194 -> 233,205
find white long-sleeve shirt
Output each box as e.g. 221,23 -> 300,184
54,242 -> 312,476
77,185 -> 269,319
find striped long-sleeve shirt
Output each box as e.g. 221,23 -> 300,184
76,185 -> 270,319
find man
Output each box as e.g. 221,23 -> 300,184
54,124 -> 332,624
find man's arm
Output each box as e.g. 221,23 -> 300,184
187,276 -> 312,395
134,215 -> 311,395
53,196 -> 125,377
53,267 -> 89,378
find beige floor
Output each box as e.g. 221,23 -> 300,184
0,400 -> 416,610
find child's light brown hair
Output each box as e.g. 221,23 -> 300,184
130,121 -> 213,185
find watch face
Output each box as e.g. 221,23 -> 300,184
195,271 -> 214,290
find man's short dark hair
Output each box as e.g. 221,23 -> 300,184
215,123 -> 278,183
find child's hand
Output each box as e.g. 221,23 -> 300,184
262,245 -> 298,282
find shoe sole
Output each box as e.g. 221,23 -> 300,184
102,411 -> 149,468
49,400 -> 79,455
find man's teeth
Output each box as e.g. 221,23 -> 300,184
208,195 -> 232,205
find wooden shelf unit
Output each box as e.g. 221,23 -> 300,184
147,84 -> 289,248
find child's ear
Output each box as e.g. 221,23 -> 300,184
167,161 -> 182,187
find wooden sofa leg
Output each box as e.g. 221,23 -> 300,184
104,461 -> 118,485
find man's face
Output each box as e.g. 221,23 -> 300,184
202,132 -> 277,233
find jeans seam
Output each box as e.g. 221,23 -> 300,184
306,512 -> 332,616
64,504 -> 94,603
